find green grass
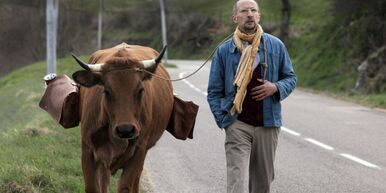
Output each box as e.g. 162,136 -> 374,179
349,94 -> 386,109
0,56 -> 125,193
285,0 -> 386,107
0,57 -> 82,192
0,53 -> 175,192
163,63 -> 177,68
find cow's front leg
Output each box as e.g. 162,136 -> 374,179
83,145 -> 112,193
97,162 -> 111,193
117,147 -> 147,193
82,144 -> 100,193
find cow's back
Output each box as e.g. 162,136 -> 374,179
88,43 -> 159,64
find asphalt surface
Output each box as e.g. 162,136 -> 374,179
141,60 -> 386,193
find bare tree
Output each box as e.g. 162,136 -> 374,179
280,0 -> 291,44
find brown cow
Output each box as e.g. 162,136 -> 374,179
71,43 -> 173,193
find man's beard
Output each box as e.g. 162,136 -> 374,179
243,22 -> 257,33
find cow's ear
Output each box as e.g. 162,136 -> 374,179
72,70 -> 102,87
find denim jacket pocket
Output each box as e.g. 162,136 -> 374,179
219,97 -> 236,128
220,97 -> 233,112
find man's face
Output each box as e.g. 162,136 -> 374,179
233,0 -> 260,34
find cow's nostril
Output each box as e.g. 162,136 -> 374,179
116,125 -> 136,139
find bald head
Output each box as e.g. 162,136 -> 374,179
233,0 -> 259,16
232,0 -> 260,34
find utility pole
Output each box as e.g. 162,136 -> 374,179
97,0 -> 103,49
46,0 -> 59,74
159,0 -> 168,64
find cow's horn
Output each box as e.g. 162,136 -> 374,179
141,45 -> 167,69
71,54 -> 103,71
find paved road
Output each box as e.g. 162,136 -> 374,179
141,60 -> 386,193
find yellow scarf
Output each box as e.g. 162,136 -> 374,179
231,25 -> 263,115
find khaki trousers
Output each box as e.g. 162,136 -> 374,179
225,120 -> 280,193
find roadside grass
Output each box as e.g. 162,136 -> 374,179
0,56 -> 122,193
0,53 -> 174,192
343,93 -> 386,109
163,63 -> 177,68
204,0 -> 386,108
287,0 -> 386,108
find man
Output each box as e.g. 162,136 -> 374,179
207,0 -> 296,193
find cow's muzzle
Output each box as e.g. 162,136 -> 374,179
116,124 -> 138,139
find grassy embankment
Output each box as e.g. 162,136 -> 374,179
0,56 -> 125,192
260,0 -> 386,108
173,0 -> 386,108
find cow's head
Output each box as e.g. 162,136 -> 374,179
71,45 -> 167,140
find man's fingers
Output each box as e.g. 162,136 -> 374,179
250,81 -> 272,101
252,93 -> 265,101
251,87 -> 266,100
251,85 -> 264,92
250,88 -> 265,96
256,79 -> 266,83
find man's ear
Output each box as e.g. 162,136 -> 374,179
232,15 -> 237,24
72,70 -> 102,87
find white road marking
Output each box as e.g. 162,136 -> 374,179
179,71 -> 381,170
305,138 -> 334,150
179,72 -> 207,96
340,153 -> 381,169
281,126 -> 301,136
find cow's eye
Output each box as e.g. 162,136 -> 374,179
104,89 -> 112,101
137,88 -> 144,99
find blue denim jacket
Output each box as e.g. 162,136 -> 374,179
207,33 -> 297,129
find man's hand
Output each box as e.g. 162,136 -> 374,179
250,80 -> 277,101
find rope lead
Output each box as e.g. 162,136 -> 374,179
142,33 -> 234,82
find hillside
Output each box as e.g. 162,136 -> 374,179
289,0 -> 386,107
1,0 -> 384,106
0,0 -> 234,76
0,0 -> 385,191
